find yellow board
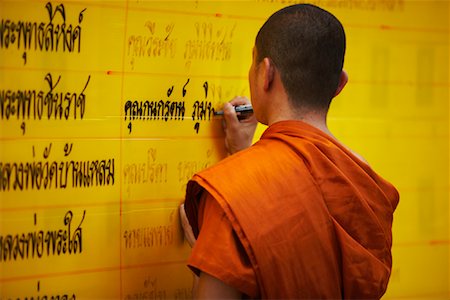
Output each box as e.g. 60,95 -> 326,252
0,0 -> 448,299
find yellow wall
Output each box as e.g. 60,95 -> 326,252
0,0 -> 448,299
328,1 -> 449,298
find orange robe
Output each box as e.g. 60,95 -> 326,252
185,120 -> 399,299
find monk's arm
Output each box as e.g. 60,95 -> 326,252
180,205 -> 243,299
196,271 -> 242,299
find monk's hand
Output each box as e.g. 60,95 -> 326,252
179,203 -> 196,247
223,97 -> 258,155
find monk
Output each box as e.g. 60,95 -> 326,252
180,4 -> 399,299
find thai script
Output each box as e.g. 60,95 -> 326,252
128,21 -> 176,62
123,224 -> 174,249
0,2 -> 86,63
177,149 -> 213,193
124,80 -> 215,134
8,293 -> 76,300
0,210 -> 85,262
124,99 -> 185,122
123,210 -> 175,249
0,143 -> 115,191
191,100 -> 215,121
0,73 -> 90,121
184,22 -> 235,62
4,280 -> 76,300
184,38 -> 232,61
123,148 -> 167,185
124,276 -> 167,300
177,160 -> 210,183
0,159 -> 115,191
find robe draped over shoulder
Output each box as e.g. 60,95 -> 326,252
185,120 -> 399,299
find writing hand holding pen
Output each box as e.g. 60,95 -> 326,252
219,97 -> 258,155
214,104 -> 253,117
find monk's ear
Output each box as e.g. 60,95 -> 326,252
334,70 -> 348,97
262,57 -> 275,91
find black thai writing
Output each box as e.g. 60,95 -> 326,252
124,80 -> 215,134
0,143 -> 114,191
124,99 -> 185,121
123,148 -> 167,185
184,22 -> 235,62
128,20 -> 176,66
8,292 -> 77,300
0,2 -> 86,59
257,0 -> 404,11
191,100 -> 215,121
5,280 -> 76,300
0,159 -> 115,191
0,210 -> 85,262
0,73 -> 91,121
9,292 -> 76,300
5,294 -> 76,300
123,211 -> 175,249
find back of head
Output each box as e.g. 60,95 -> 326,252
255,4 -> 346,111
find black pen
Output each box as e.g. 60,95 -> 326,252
214,104 -> 253,116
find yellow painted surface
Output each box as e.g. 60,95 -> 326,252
0,0 -> 448,298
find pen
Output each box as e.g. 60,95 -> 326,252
214,104 -> 253,116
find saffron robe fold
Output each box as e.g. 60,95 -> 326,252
185,120 -> 399,299
189,191 -> 258,297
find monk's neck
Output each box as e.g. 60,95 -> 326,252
268,108 -> 333,137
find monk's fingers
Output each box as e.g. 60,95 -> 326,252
226,96 -> 255,124
223,102 -> 239,123
222,96 -> 257,154
223,103 -> 243,132
228,96 -> 250,107
179,204 -> 196,247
